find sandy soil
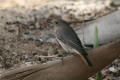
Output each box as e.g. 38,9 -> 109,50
0,0 -> 120,80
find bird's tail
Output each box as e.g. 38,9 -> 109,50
76,49 -> 92,67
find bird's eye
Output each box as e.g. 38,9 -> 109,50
55,21 -> 58,24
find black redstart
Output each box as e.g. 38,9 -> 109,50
47,16 -> 92,66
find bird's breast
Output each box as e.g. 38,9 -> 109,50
56,38 -> 75,53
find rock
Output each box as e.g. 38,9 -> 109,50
112,0 -> 120,6
24,34 -> 43,42
88,77 -> 95,80
109,67 -> 118,73
76,10 -> 120,45
33,0 -> 112,22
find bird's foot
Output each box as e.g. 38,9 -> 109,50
58,54 -> 64,65
61,55 -> 64,65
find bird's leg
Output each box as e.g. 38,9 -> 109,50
61,52 -> 67,65
59,52 -> 67,65
61,54 -> 64,65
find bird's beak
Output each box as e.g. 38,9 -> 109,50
47,19 -> 52,25
42,19 -> 52,27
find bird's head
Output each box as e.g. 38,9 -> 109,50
46,15 -> 65,27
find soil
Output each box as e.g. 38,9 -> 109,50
0,0 -> 120,80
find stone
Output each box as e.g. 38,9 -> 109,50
76,10 -> 120,45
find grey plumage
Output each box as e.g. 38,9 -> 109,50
55,19 -> 87,55
49,16 -> 92,66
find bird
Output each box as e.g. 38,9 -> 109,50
47,15 -> 92,66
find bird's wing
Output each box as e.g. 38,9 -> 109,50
56,34 -> 88,56
55,21 -> 88,55
67,39 -> 88,56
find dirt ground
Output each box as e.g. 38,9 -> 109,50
0,0 -> 120,80
0,19 -> 65,70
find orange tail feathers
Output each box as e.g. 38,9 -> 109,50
76,51 -> 92,67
